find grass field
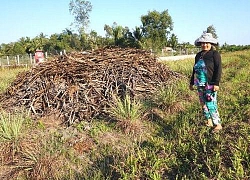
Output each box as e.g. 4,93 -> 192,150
0,50 -> 250,179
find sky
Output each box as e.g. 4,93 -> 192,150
0,0 -> 250,45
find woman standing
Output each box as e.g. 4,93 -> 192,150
189,32 -> 222,132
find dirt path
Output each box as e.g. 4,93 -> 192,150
157,54 -> 195,61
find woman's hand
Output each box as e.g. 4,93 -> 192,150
213,85 -> 219,91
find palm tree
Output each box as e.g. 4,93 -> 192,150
63,28 -> 73,35
168,33 -> 178,49
18,37 -> 33,54
104,22 -> 125,46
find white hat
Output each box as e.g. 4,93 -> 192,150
194,32 -> 218,46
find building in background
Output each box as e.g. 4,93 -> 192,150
34,50 -> 44,64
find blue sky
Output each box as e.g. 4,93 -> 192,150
0,0 -> 249,45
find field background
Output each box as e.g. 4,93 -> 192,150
0,50 -> 250,179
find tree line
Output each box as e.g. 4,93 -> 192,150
0,0 -> 249,57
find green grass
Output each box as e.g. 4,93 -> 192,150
0,50 -> 250,179
0,111 -> 25,142
0,67 -> 28,93
109,94 -> 143,123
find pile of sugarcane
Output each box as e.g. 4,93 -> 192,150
0,47 -> 181,125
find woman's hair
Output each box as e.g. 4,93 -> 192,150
211,45 -> 216,50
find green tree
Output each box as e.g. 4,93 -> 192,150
12,42 -> 26,55
0,42 -> 25,56
0,43 -> 13,56
33,33 -> 49,50
127,26 -> 144,48
46,33 -> 65,54
70,33 -> 82,50
80,32 -> 92,50
63,28 -> 73,36
141,10 -> 173,52
206,25 -> 218,39
18,37 -> 34,54
104,22 -> 128,46
61,29 -> 82,51
88,30 -> 105,50
168,33 -> 178,49
69,0 -> 92,33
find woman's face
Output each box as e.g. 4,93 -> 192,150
201,42 -> 211,51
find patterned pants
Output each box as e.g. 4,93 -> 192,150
197,86 -> 221,125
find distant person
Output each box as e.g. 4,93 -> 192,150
189,32 -> 222,132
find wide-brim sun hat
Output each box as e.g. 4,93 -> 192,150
194,32 -> 218,46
